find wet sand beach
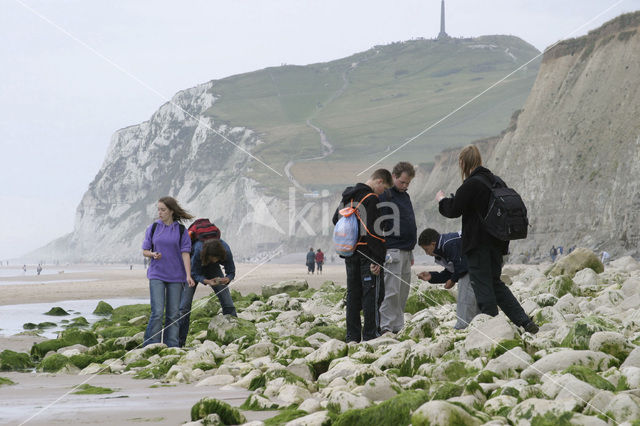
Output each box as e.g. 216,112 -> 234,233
0,262 -> 346,425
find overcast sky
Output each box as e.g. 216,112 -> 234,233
1,0 -> 639,260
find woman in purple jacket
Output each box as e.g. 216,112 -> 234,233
142,196 -> 195,347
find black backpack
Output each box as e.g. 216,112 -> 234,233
476,174 -> 529,241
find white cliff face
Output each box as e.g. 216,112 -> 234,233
413,14 -> 640,260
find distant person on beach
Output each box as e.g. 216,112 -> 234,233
306,248 -> 315,274
436,145 -> 539,334
332,168 -> 392,342
601,251 -> 610,264
179,238 -> 237,347
315,249 -> 324,275
142,196 -> 194,347
550,245 -> 557,262
417,228 -> 478,329
378,162 -> 417,334
37,264 -> 42,275
22,264 -> 26,274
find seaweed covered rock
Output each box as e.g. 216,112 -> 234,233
588,331 -> 634,362
0,350 -> 34,371
333,390 -> 429,426
464,315 -> 519,357
549,248 -> 604,277
206,315 -> 257,345
521,350 -> 617,380
59,329 -> 98,347
262,279 -> 308,298
92,301 -> 114,315
412,400 -> 482,426
44,306 -> 69,316
561,316 -> 618,350
39,353 -> 73,373
404,288 -> 455,314
190,397 -> 246,424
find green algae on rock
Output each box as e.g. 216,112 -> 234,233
0,350 -> 34,371
190,397 -> 246,424
92,301 -> 114,315
44,306 -> 69,316
72,384 -> 115,394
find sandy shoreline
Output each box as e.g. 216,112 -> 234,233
0,263 -> 347,425
0,263 -> 347,306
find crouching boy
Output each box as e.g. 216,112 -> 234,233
417,228 -> 479,329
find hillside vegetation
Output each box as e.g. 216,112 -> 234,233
204,35 -> 540,192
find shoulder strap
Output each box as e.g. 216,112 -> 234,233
179,223 -> 185,243
353,192 -> 385,243
150,222 -> 158,251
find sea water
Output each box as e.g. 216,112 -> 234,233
0,298 -> 148,338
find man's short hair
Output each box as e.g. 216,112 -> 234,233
418,228 -> 440,247
370,168 -> 393,187
392,162 -> 415,178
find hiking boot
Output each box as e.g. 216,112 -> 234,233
523,321 -> 539,334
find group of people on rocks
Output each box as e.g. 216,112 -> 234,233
140,144 -> 539,348
332,145 -> 539,343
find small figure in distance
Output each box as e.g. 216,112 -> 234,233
417,228 -> 479,329
306,248 -> 316,275
315,248 -> 324,275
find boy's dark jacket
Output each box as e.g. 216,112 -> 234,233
428,232 -> 468,284
332,183 -> 386,265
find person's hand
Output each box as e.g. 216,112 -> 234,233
214,277 -> 230,285
444,279 -> 455,289
370,264 -> 381,276
152,252 -> 162,260
187,276 -> 196,287
418,271 -> 431,281
435,190 -> 446,202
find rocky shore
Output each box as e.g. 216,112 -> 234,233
2,249 -> 640,425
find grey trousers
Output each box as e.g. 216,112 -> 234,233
455,274 -> 480,329
379,248 -> 412,333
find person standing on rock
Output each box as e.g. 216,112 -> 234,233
332,168 -> 392,342
179,238 -> 237,347
378,162 -> 417,334
417,228 -> 479,329
306,248 -> 316,274
550,245 -> 557,262
436,145 -> 539,334
315,248 -> 324,275
142,196 -> 195,347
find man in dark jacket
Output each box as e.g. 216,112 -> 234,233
332,168 -> 392,342
378,162 -> 417,334
417,228 -> 479,329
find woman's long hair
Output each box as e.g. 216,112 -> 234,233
158,196 -> 194,223
458,145 -> 482,181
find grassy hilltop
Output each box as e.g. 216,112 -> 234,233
204,35 -> 540,193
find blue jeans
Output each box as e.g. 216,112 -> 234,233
143,279 -> 182,347
178,282 -> 237,347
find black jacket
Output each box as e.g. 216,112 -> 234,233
332,183 -> 386,265
379,186 -> 417,250
428,232 -> 468,283
438,166 -> 509,255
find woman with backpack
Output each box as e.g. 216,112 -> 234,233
436,145 -> 539,334
142,196 -> 194,347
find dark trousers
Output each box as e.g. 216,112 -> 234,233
466,243 -> 530,327
345,253 -> 382,342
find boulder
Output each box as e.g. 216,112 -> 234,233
305,339 -> 347,377
327,390 -> 371,413
412,400 -> 482,426
521,350 -> 616,380
262,279 -> 308,298
298,398 -> 323,414
548,248 -> 604,278
588,331 -> 634,361
284,410 -> 329,426
278,384 -> 312,405
484,347 -> 533,378
507,398 -> 576,425
572,268 -> 600,290
464,315 -> 519,356
483,395 -> 518,417
603,393 -> 640,423
358,376 -> 399,402
206,315 -> 257,345
621,347 -> 640,369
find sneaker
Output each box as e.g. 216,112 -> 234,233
523,321 -> 539,334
